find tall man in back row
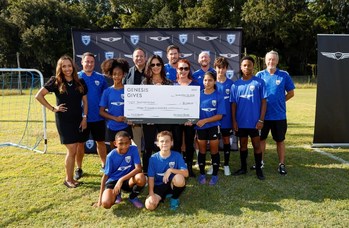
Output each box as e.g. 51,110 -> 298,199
75,52 -> 108,180
255,50 -> 295,175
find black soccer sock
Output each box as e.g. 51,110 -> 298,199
198,152 -> 206,175
223,144 -> 231,166
211,153 -> 220,176
129,184 -> 144,199
172,186 -> 186,199
254,152 -> 263,170
240,150 -> 248,170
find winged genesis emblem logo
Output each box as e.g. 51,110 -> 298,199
321,52 -> 349,60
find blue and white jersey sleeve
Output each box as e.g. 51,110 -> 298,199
216,79 -> 234,129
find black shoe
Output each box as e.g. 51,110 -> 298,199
233,169 -> 247,176
278,163 -> 287,175
74,168 -> 83,180
188,168 -> 196,178
256,169 -> 265,180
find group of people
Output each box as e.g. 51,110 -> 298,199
35,44 -> 295,210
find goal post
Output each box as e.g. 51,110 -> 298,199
0,68 -> 47,153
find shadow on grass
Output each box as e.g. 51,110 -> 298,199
106,149 -> 349,218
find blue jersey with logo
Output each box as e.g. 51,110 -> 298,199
99,87 -> 128,131
195,90 -> 226,130
230,76 -> 267,129
78,71 -> 108,122
148,151 -> 187,186
192,67 -> 216,89
256,69 -> 295,120
104,145 -> 140,182
164,63 -> 177,82
216,78 -> 234,129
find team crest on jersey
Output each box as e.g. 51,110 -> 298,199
153,51 -> 163,58
125,156 -> 131,163
225,89 -> 230,95
130,35 -> 139,45
169,162 -> 175,168
121,94 -> 124,100
249,85 -> 255,91
227,34 -> 236,45
276,80 -> 281,85
179,34 -> 188,45
105,52 -> 114,59
86,140 -> 94,149
212,100 -> 217,107
94,80 -> 100,86
81,35 -> 91,46
226,70 -> 234,79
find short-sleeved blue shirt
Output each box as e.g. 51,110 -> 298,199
78,71 -> 108,122
230,76 -> 267,129
164,63 -> 177,82
104,145 -> 141,182
192,67 -> 216,89
148,151 -> 187,186
216,78 -> 234,129
256,69 -> 295,120
99,87 -> 128,131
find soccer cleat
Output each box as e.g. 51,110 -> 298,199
278,163 -> 287,175
209,175 -> 218,186
129,197 -> 144,208
224,166 -> 231,176
250,160 -> 264,170
74,168 -> 83,180
115,193 -> 122,204
198,174 -> 206,184
256,169 -> 265,180
170,198 -> 180,210
233,169 -> 247,176
207,165 -> 213,175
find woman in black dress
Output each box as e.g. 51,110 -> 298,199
36,55 -> 88,188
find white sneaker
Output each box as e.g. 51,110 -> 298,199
207,165 -> 213,175
224,166 -> 231,176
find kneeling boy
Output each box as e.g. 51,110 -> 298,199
96,131 -> 146,209
145,131 -> 188,211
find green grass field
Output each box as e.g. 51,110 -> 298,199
1,87 -> 349,227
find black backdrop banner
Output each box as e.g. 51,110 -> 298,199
72,28 -> 242,79
313,34 -> 349,147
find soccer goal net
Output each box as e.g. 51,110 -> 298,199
0,68 -> 47,153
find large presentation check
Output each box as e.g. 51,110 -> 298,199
124,85 -> 200,124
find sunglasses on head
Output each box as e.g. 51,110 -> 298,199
150,63 -> 162,67
178,67 -> 189,71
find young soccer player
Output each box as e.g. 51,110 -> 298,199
96,131 -> 146,209
145,131 -> 188,211
195,71 -> 226,185
230,56 -> 267,180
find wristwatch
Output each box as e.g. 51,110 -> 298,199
82,114 -> 87,118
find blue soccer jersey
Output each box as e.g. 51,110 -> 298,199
216,78 -> 234,129
99,87 -> 128,131
192,67 -> 216,89
104,145 -> 141,182
230,76 -> 267,129
78,71 -> 108,122
148,151 -> 187,186
164,63 -> 177,82
256,69 -> 295,120
195,90 -> 226,130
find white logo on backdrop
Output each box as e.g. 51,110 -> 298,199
81,35 -> 91,46
220,53 -> 239,59
179,34 -> 188,45
149,36 -> 170,41
227,34 -> 236,44
101,37 -> 122,42
197,36 -> 218,41
105,52 -> 114,59
130,35 -> 140,45
321,52 -> 349,60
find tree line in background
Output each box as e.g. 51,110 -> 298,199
0,0 -> 348,76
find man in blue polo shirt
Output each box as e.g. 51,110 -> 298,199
75,52 -> 108,180
254,50 -> 295,175
164,45 -> 180,82
192,51 -> 216,89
